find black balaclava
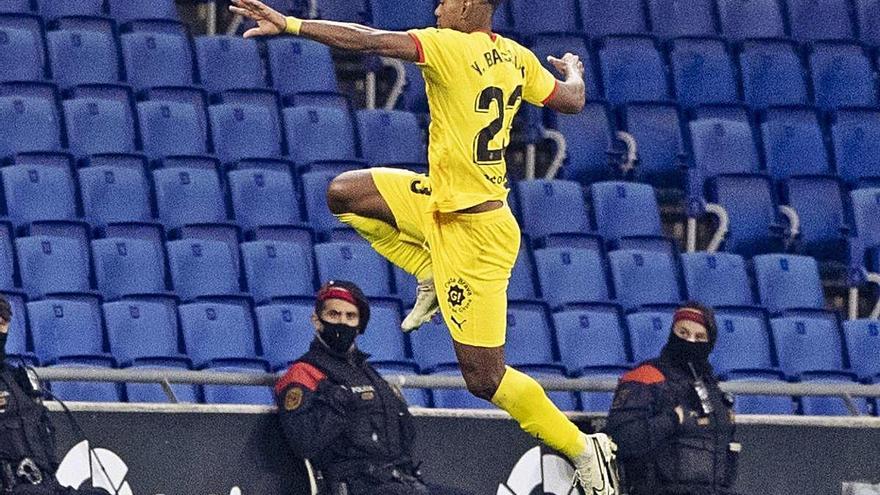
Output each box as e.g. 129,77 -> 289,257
314,280 -> 370,355
661,302 -> 718,370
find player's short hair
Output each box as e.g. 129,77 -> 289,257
0,295 -> 11,325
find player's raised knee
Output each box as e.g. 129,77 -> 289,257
462,369 -> 504,401
326,171 -> 361,215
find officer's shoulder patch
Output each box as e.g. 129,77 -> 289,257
284,387 -> 304,411
274,361 -> 327,395
621,364 -> 666,384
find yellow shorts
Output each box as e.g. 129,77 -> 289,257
371,167 -> 520,348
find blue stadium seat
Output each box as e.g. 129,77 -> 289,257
553,307 -> 630,376
799,375 -> 870,416
618,102 -> 683,188
137,100 -> 207,159
579,0 -> 647,37
0,0 -> 30,13
266,37 -> 338,98
843,319 -> 880,381
78,165 -> 152,227
809,42 -> 877,111
16,236 -> 90,298
590,181 -> 663,244
1,163 -> 76,227
372,363 -> 430,407
176,224 -> 244,282
125,362 -> 199,403
103,300 -> 181,365
680,252 -> 753,307
856,0 -> 880,46
647,0 -> 716,38
626,310 -> 673,363
0,96 -> 62,157
46,29 -> 120,89
314,0 -> 368,23
50,359 -> 121,402
202,364 -> 274,405
670,38 -> 739,108
534,247 -> 610,308
770,317 -> 845,377
516,180 -> 590,240
179,302 -> 259,368
208,103 -> 281,165
40,0 -> 103,19
711,313 -> 775,376
166,240 -> 239,301
549,101 -> 616,184
508,0 -> 578,35
785,0 -> 855,42
784,176 -> 850,260
506,302 -> 556,367
706,174 -> 785,257
194,36 -> 264,93
313,242 -> 390,298
530,35 -> 599,100
409,315 -> 458,373
0,224 -> 15,290
851,188 -> 880,270
1,290 -> 28,358
227,168 -> 301,231
760,108 -> 832,180
300,169 -> 345,238
725,372 -> 794,414
214,89 -> 284,150
739,40 -> 810,110
92,238 -> 166,300
717,0 -> 785,39
608,250 -> 681,312
598,36 -> 670,105
399,62 -> 427,115
370,0 -> 434,30
0,13 -> 43,58
153,167 -> 226,230
831,109 -> 880,186
356,109 -> 426,167
255,302 -> 314,371
28,299 -> 103,363
509,240 -> 537,301
688,119 -> 760,180
63,97 -> 136,157
144,86 -> 209,139
355,298 -> 408,363
121,32 -> 193,91
0,27 -> 43,82
107,0 -> 178,22
753,255 -> 824,315
241,241 -> 313,303
283,106 -> 357,165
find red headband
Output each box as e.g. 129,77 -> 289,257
318,287 -> 357,306
673,307 -> 707,327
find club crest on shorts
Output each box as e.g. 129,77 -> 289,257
444,278 -> 473,314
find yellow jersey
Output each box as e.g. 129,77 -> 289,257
407,28 -> 558,212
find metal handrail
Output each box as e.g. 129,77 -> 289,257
30,368 -> 880,398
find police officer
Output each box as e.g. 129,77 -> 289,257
604,302 -> 741,495
0,296 -> 108,495
275,281 -> 470,495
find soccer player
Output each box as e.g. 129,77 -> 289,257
230,0 -> 618,491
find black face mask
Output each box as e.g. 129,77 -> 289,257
318,319 -> 359,354
662,333 -> 712,366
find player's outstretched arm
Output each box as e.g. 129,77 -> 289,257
544,53 -> 587,115
229,0 -> 420,62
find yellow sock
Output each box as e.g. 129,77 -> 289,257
491,366 -> 586,459
336,213 -> 432,280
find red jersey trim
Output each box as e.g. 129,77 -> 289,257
541,80 -> 560,106
275,362 -> 327,394
621,364 -> 666,384
409,32 -> 425,64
